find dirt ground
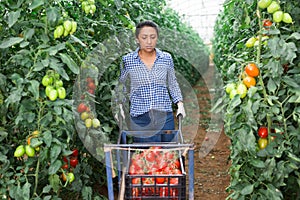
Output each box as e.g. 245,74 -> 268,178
184,62 -> 231,200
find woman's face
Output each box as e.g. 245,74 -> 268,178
136,26 -> 158,53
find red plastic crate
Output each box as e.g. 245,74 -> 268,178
124,173 -> 186,199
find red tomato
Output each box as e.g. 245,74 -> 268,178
149,146 -> 162,156
63,156 -> 68,163
86,77 -> 94,83
172,168 -> 182,175
164,151 -> 175,160
72,149 -> 79,157
61,163 -> 69,170
155,171 -> 165,184
70,157 -> 79,168
88,89 -> 95,94
258,126 -> 268,138
131,178 -> 140,184
263,19 -> 272,28
158,160 -> 168,170
77,103 -> 87,113
87,82 -> 96,90
145,151 -> 156,162
170,177 -> 179,185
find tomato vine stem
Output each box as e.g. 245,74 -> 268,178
256,7 -> 271,135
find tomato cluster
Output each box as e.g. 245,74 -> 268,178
42,70 -> 66,101
257,126 -> 268,150
14,130 -> 42,158
243,63 -> 259,88
53,20 -> 77,39
76,77 -> 101,129
81,0 -> 97,15
128,147 -> 183,198
258,0 -> 293,23
60,149 -> 78,184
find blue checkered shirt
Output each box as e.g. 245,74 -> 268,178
119,48 -> 183,117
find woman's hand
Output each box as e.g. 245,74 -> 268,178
176,101 -> 186,118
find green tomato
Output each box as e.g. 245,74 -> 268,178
48,89 -> 58,101
55,80 -> 63,88
54,29 -> 59,39
45,85 -> 54,97
81,1 -> 88,11
63,20 -> 72,32
68,172 -> 75,183
92,118 -> 101,128
70,21 -> 77,34
258,138 -> 268,150
85,118 -> 92,128
56,25 -> 64,37
42,75 -> 53,87
25,145 -> 35,157
245,37 -> 257,48
236,83 -> 247,99
14,145 -> 25,157
229,89 -> 238,99
258,0 -> 272,9
88,0 -> 95,4
267,1 -> 280,14
273,11 -> 283,23
54,72 -> 60,79
90,5 -> 96,14
282,13 -> 293,24
57,87 -> 66,99
84,5 -> 91,14
80,111 -> 90,120
225,83 -> 236,94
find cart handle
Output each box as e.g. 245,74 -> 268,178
177,114 -> 184,143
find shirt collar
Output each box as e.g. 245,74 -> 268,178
133,47 -> 163,59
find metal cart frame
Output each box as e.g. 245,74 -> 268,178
104,115 -> 195,200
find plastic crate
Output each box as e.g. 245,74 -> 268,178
124,174 -> 186,200
123,145 -> 186,200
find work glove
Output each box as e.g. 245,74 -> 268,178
115,104 -> 125,122
176,102 -> 186,118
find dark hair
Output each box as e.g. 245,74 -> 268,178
135,20 -> 159,38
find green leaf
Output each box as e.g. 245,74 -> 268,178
250,159 -> 265,168
43,130 -> 52,147
48,174 -> 60,192
48,159 -> 62,175
28,80 -> 40,100
0,37 -> 24,49
46,7 -> 60,27
0,131 -> 8,142
42,185 -> 52,194
47,43 -> 65,56
50,144 -> 61,164
283,77 -> 299,88
22,182 -> 31,200
50,58 -> 69,81
267,78 -> 277,94
59,53 -> 79,75
81,186 -> 93,200
8,10 -> 21,28
28,0 -> 44,10
287,32 -> 300,40
240,184 -> 253,195
114,0 -> 122,10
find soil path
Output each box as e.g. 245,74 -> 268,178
184,62 -> 231,200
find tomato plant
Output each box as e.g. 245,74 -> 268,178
213,0 -> 300,199
0,0 -> 208,199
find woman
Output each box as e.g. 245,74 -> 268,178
119,20 -> 185,142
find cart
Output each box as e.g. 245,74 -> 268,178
104,115 -> 195,199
